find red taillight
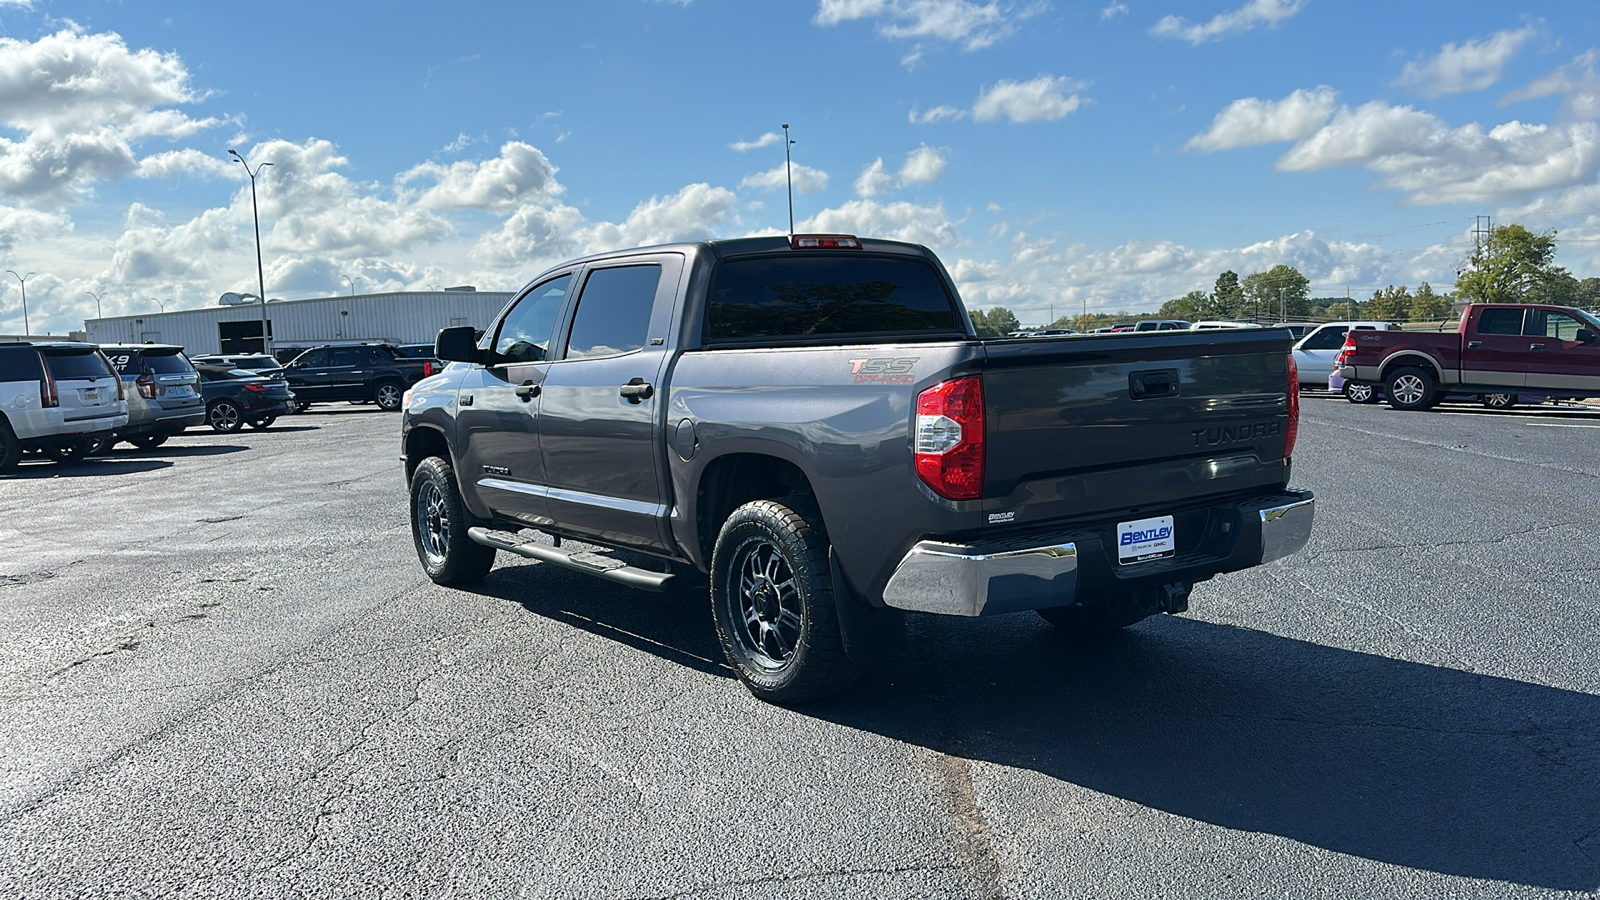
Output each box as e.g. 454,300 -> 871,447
40,365 -> 59,408
914,376 -> 985,501
1285,354 -> 1300,459
244,382 -> 268,393
136,374 -> 156,399
423,360 -> 434,377
790,233 -> 862,250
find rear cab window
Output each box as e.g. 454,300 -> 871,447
706,254 -> 963,344
41,349 -> 115,381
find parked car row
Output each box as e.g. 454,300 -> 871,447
2,338 -> 438,474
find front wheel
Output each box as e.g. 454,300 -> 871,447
1481,393 -> 1516,410
0,419 -> 22,474
711,498 -> 860,704
1343,381 -> 1379,404
1384,366 -> 1436,411
248,415 -> 277,429
129,433 -> 168,449
374,382 -> 404,411
207,400 -> 244,433
410,457 -> 496,585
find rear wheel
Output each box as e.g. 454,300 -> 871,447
1384,366 -> 1436,411
1343,381 -> 1379,404
711,498 -> 860,704
374,381 -> 404,411
0,419 -> 21,474
1481,393 -> 1516,410
130,433 -> 168,449
47,438 -> 95,464
410,457 -> 496,585
207,400 -> 244,433
247,415 -> 277,429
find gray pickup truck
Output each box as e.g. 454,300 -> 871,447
400,234 -> 1314,702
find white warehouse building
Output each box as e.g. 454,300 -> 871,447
84,289 -> 516,358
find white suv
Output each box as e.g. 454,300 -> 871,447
0,342 -> 128,472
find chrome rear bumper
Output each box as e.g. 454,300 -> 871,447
881,491 -> 1315,617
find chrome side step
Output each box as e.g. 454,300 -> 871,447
467,527 -> 674,592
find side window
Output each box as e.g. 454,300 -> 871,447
1543,312 -> 1583,342
1476,307 -> 1525,335
494,274 -> 572,364
563,265 -> 661,361
296,349 -> 330,367
331,348 -> 365,367
1301,326 -> 1348,350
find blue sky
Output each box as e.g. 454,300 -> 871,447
2,0 -> 1599,334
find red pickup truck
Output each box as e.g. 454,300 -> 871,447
1338,303 -> 1600,410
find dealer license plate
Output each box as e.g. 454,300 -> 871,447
163,385 -> 191,397
1118,515 -> 1175,563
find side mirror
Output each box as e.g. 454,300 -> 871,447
1577,328 -> 1597,343
435,326 -> 480,363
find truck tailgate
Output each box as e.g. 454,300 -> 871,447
980,330 -> 1295,523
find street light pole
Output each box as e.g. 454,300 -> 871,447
229,149 -> 274,355
344,275 -> 360,296
151,297 -> 167,313
782,123 -> 795,236
87,290 -> 103,320
6,270 -> 34,336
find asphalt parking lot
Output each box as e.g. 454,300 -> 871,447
2,397 -> 1598,899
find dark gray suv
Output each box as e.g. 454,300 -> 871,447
98,344 -> 205,448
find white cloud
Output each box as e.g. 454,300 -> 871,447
1100,3 -> 1128,20
730,132 -> 782,152
1151,0 -> 1304,45
1276,102 -> 1600,205
573,183 -> 738,255
1502,50 -> 1600,120
909,104 -> 967,124
1185,86 -> 1339,151
814,0 -> 1032,52
739,163 -> 830,194
1395,27 -> 1536,98
800,199 -> 963,250
855,158 -> 892,197
899,145 -> 948,185
134,149 -> 236,180
973,76 -> 1086,123
0,28 -> 219,205
399,141 -> 562,212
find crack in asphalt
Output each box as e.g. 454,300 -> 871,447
621,862 -> 965,900
1307,521 -> 1581,557
936,747 -> 1007,900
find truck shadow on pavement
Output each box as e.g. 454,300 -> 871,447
8,458 -> 176,478
477,564 -> 1599,891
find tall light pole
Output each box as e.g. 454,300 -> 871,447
86,290 -> 103,320
344,274 -> 360,296
782,123 -> 795,236
229,149 -> 274,354
151,297 -> 167,313
6,270 -> 33,336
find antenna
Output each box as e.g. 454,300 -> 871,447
783,123 -> 795,236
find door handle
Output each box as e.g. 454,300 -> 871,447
1466,341 -> 1482,350
1530,343 -> 1545,352
514,381 -> 541,401
619,378 -> 654,401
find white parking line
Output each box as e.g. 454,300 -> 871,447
1520,421 -> 1600,428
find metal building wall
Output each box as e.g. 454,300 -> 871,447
84,292 -> 515,355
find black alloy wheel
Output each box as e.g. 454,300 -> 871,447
409,456 -> 496,585
0,419 -> 20,474
129,433 -> 168,449
711,498 -> 859,704
207,400 -> 244,433
1481,393 -> 1516,410
247,415 -> 277,429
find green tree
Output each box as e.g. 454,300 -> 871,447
1210,270 -> 1245,319
1455,224 -> 1570,303
1368,285 -> 1412,322
1575,277 -> 1600,308
969,306 -> 1020,336
1243,265 -> 1311,321
1158,290 -> 1209,320
1408,282 -> 1453,321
